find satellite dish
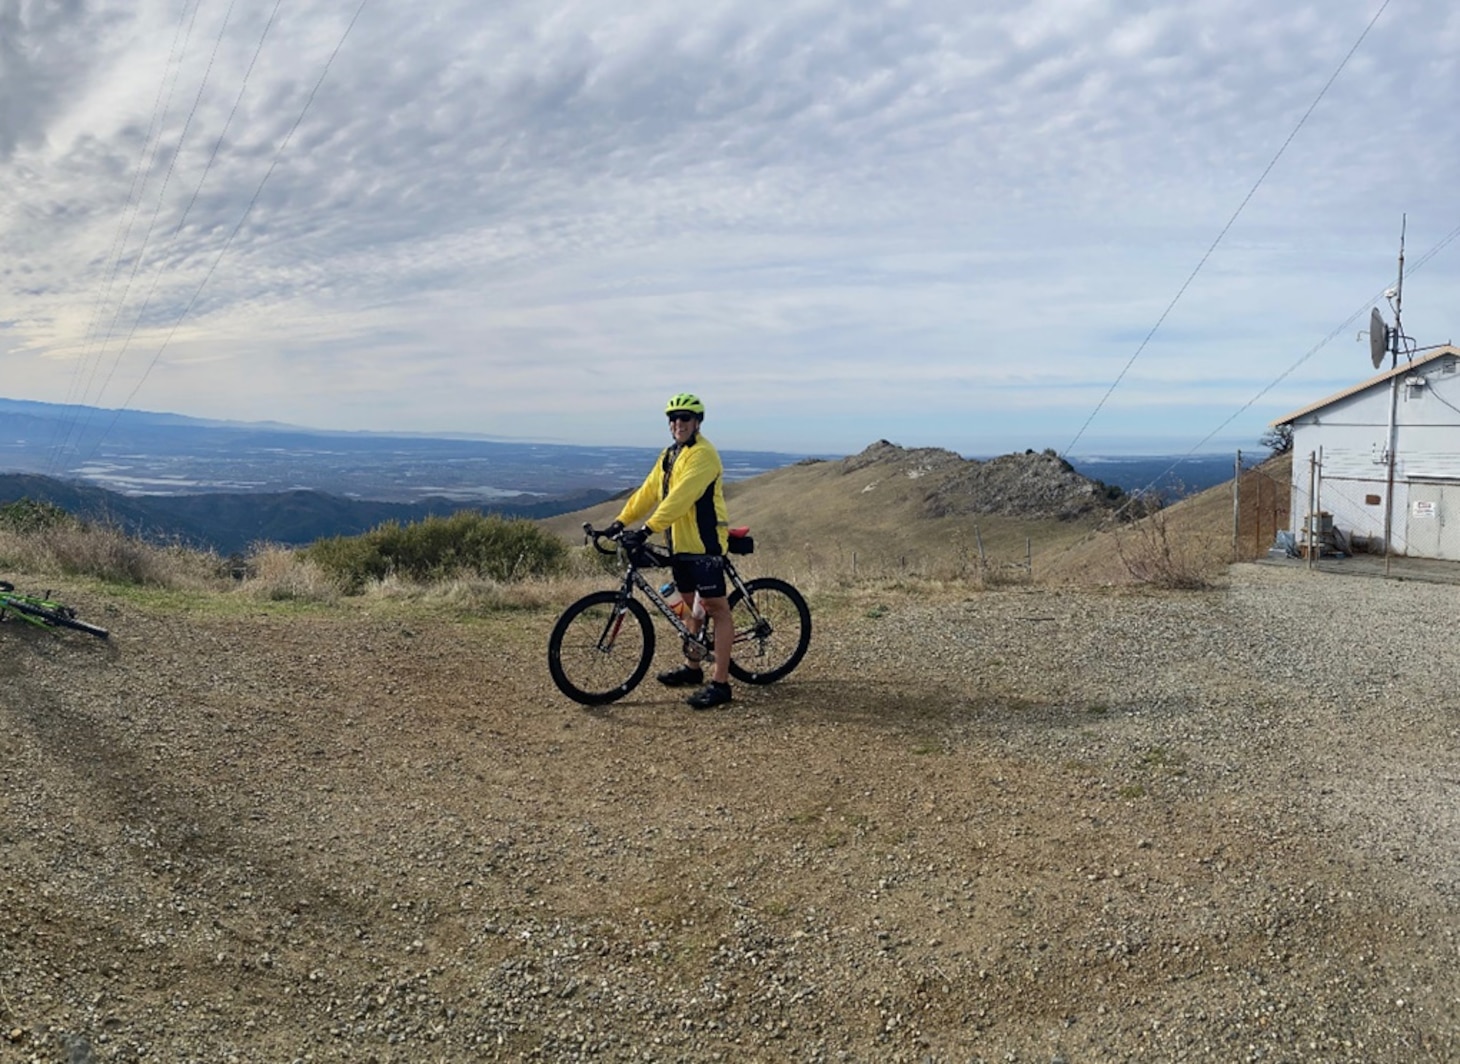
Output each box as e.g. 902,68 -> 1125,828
1369,307 -> 1389,369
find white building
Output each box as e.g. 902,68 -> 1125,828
1272,344 -> 1460,560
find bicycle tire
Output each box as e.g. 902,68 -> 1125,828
725,577 -> 811,684
3,599 -> 109,639
547,591 -> 655,705
50,611 -> 110,639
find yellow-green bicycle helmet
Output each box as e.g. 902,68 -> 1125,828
664,393 -> 706,418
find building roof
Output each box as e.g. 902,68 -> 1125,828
1271,344 -> 1460,426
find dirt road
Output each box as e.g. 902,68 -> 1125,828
2,565 -> 1456,1062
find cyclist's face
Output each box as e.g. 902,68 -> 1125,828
668,413 -> 699,442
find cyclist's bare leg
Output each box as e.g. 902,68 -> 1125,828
698,595 -> 732,684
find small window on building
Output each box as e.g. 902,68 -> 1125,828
1407,380 -> 1426,400
1366,494 -> 1382,506
1442,357 -> 1457,375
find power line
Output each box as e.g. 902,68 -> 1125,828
1101,221 -> 1460,517
85,0 -> 244,416
47,0 -> 204,474
81,0 -> 372,466
1061,0 -> 1394,458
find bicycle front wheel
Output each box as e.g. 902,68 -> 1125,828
547,591 -> 655,705
726,577 -> 811,684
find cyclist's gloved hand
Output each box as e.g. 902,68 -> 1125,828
604,520 -> 625,538
621,527 -> 650,551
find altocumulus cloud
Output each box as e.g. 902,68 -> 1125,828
1,0 -> 1458,456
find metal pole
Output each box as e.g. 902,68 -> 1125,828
1307,451 -> 1317,570
1385,218 -> 1406,577
1232,449 -> 1241,562
1255,476 -> 1265,558
1383,375 -> 1399,576
1317,446 -> 1324,556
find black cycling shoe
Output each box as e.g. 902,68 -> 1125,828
687,682 -> 733,710
657,664 -> 704,687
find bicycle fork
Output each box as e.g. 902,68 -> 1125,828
594,608 -> 629,653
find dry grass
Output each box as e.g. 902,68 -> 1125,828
231,546 -> 341,603
0,523 -> 225,590
229,538 -> 624,612
0,518 -> 615,613
233,540 -> 991,619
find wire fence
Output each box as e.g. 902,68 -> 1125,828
1232,452 -> 1291,561
1286,448 -> 1460,561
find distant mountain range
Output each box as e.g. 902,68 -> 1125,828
0,397 -> 815,553
0,396 -> 1247,554
0,472 -> 622,556
0,397 -> 807,501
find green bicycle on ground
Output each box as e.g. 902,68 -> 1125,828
0,581 -> 110,639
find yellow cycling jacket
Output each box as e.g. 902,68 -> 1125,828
615,433 -> 729,556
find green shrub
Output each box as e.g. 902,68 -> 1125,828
301,512 -> 566,592
0,498 -> 75,533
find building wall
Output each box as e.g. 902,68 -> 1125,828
1289,352 -> 1460,559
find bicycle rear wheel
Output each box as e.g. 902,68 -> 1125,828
547,591 -> 655,705
725,577 -> 811,684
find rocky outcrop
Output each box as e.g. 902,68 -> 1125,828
837,442 -> 1124,521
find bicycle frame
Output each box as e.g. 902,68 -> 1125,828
615,556 -> 755,651
0,581 -> 110,639
2,587 -> 58,628
591,533 -> 763,657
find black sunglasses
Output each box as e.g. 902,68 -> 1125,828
667,411 -> 698,423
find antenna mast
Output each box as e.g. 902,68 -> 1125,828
1393,214 -> 1406,366
1380,215 -> 1406,573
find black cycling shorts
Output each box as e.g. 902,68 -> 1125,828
671,554 -> 727,599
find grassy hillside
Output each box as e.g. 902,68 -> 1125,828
542,442 -> 1125,584
546,443 -> 1293,589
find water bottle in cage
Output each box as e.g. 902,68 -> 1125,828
660,582 -> 688,618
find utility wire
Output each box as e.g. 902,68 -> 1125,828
47,0 -> 203,474
1098,218 -> 1460,520
1061,0 -> 1394,458
86,0 -> 286,440
171,0 -> 285,254
80,0 -> 372,466
84,0 -> 243,418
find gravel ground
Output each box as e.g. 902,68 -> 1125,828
1,563 -> 1457,1062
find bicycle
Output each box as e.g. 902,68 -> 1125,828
0,581 -> 110,639
547,524 -> 811,706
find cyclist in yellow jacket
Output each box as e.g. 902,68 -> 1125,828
608,393 -> 734,709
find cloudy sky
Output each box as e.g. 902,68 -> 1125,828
2,0 -> 1457,458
